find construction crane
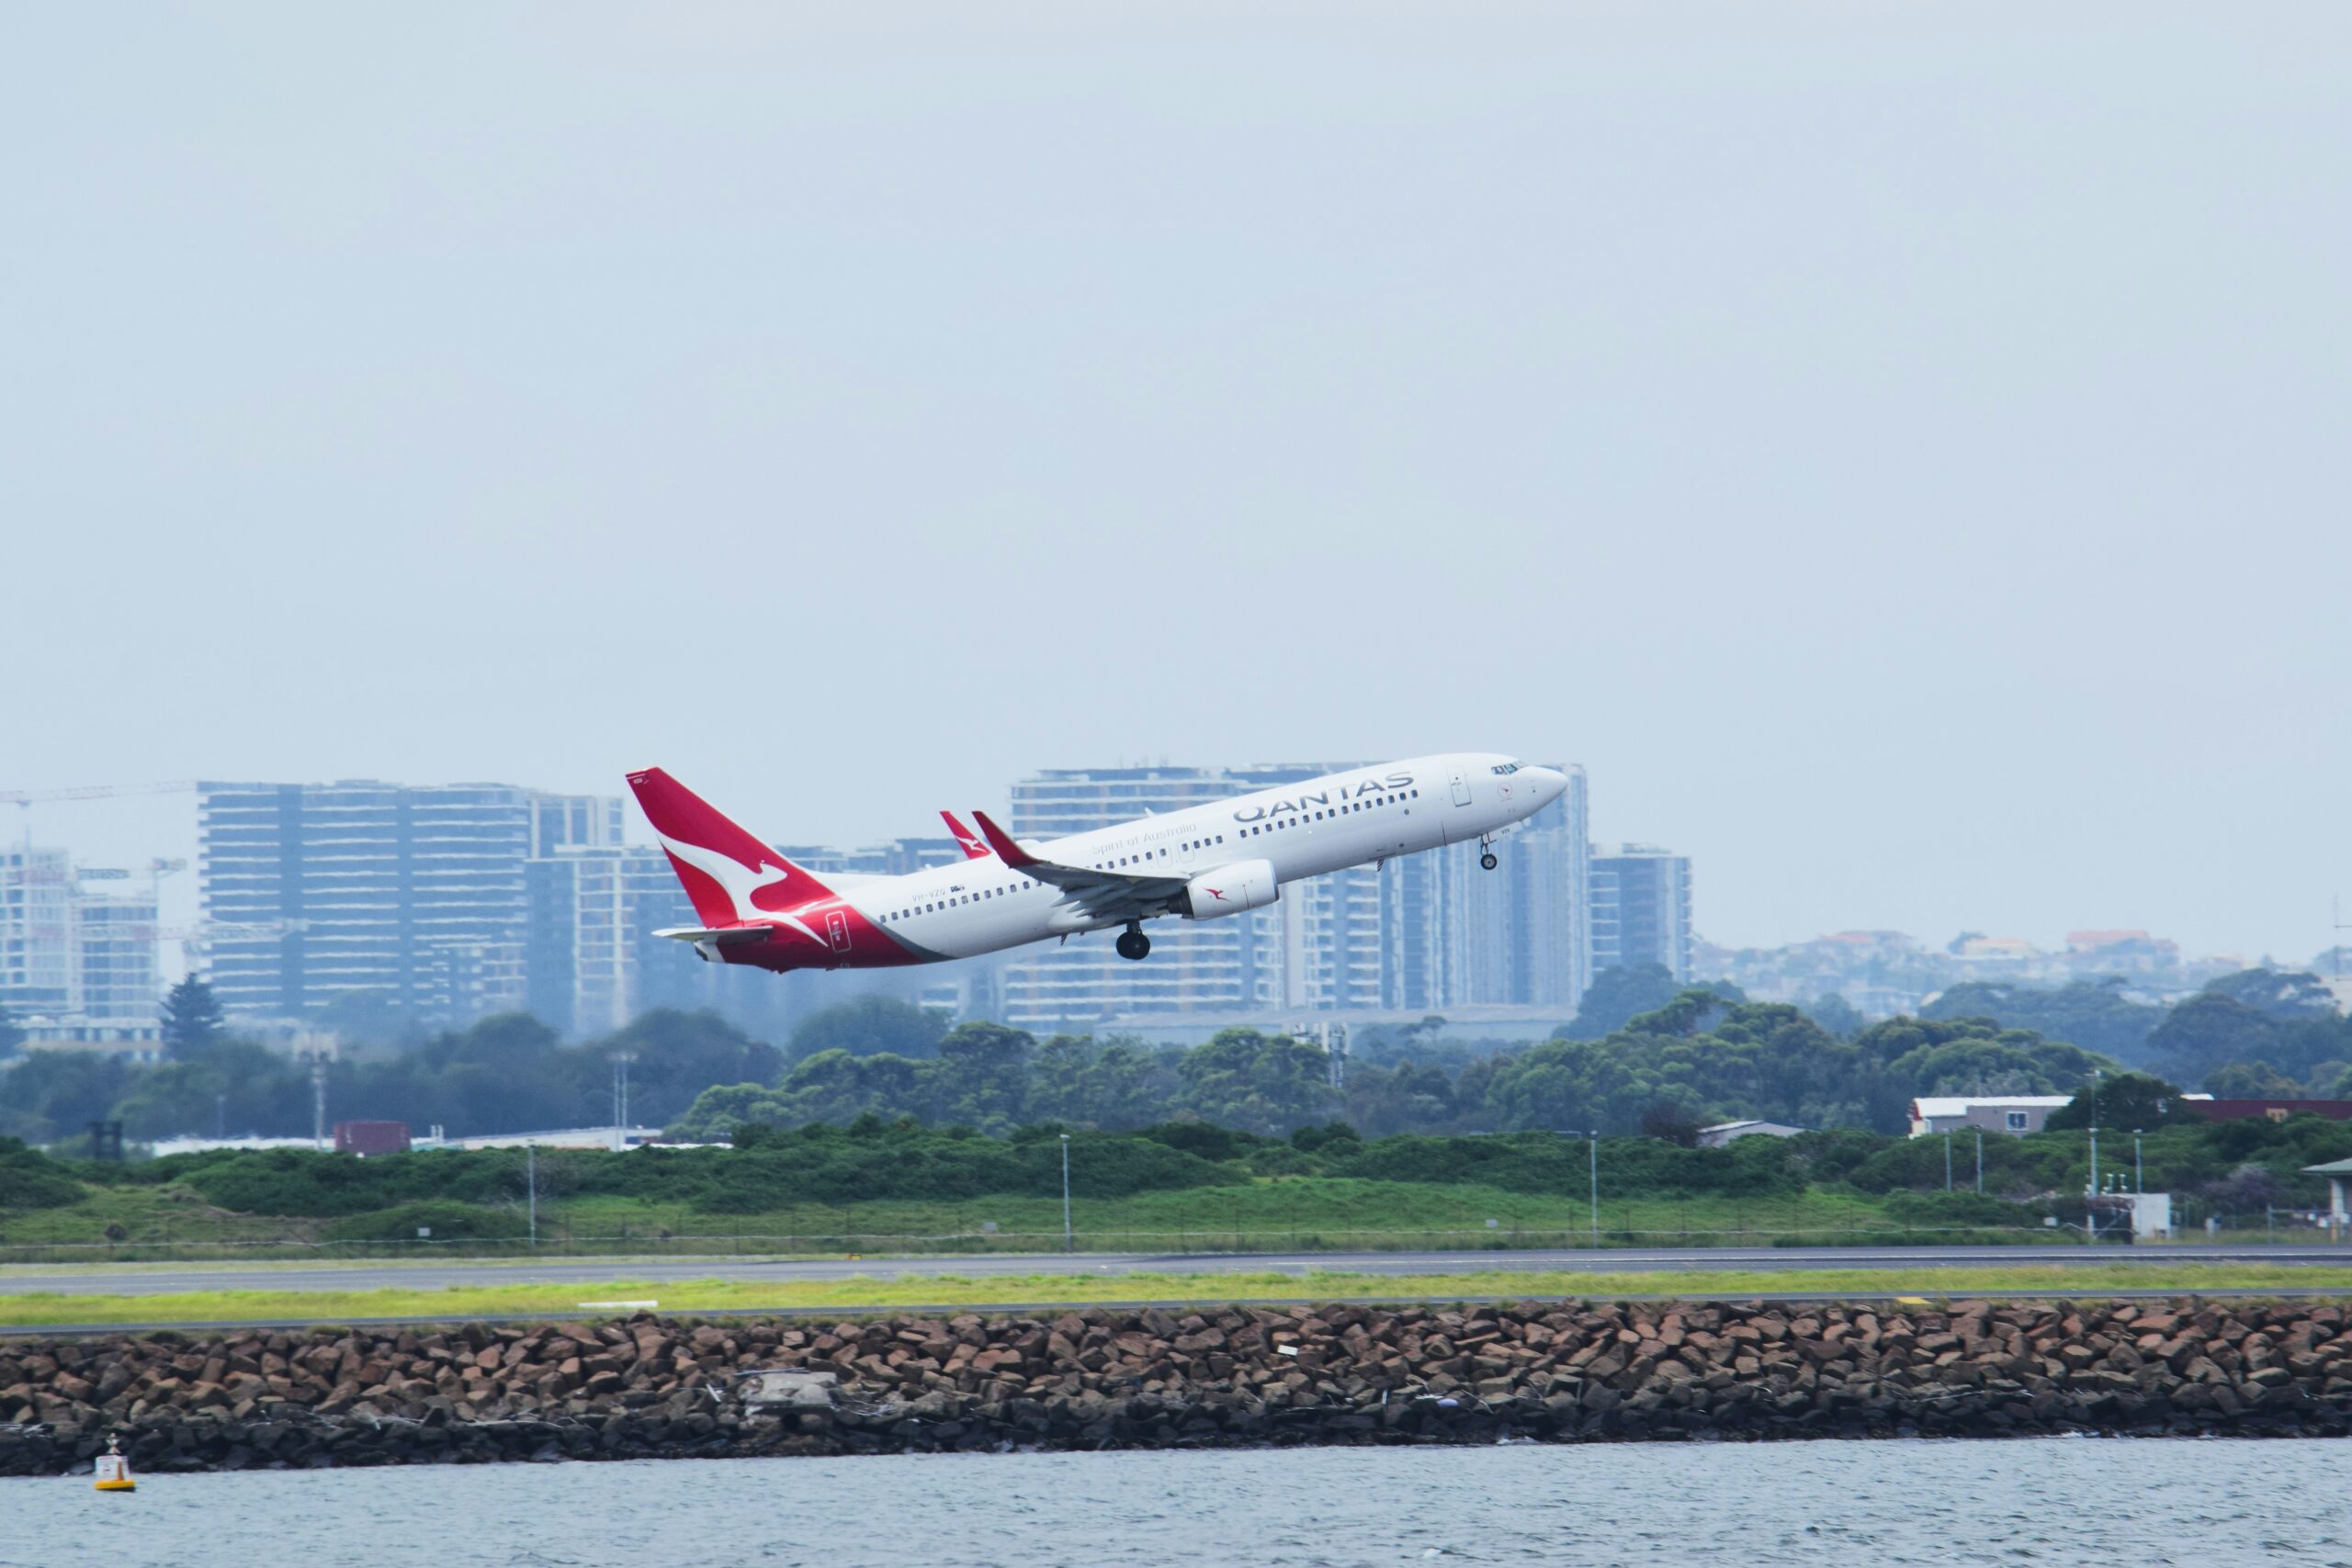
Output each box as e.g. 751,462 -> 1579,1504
3,782 -> 199,851
139,919 -> 309,975
144,921 -> 310,943
0,782 -> 198,809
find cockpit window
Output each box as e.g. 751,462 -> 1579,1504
1490,761 -> 1523,775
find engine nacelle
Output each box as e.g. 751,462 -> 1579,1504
1179,860 -> 1279,919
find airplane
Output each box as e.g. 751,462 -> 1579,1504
627,753 -> 1571,972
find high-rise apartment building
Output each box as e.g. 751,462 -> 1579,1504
73,886 -> 161,1027
0,846 -> 160,1033
198,782 -> 621,1021
995,761 -> 1591,1029
999,767 -> 1278,1027
1589,843 -> 1694,983
0,846 -> 74,1018
527,835 -> 986,1040
1378,769 -> 1589,1012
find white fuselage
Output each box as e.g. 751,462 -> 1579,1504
855,752 -> 1567,962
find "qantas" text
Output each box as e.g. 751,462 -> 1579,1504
1231,771 -> 1414,823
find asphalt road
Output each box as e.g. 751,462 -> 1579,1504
4,1243 -> 2349,1297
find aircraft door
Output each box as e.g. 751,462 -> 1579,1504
824,909 -> 852,959
1448,766 -> 1474,807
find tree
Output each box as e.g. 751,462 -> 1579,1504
2203,1060 -> 2305,1100
786,996 -> 948,1064
1024,1034 -> 1180,1130
1802,993 -> 1866,1041
2043,1070 -> 2195,1132
926,1021 -> 1035,1130
0,1047 -> 131,1144
160,976 -> 225,1055
581,1009 -> 784,1126
1639,1100 -> 1703,1146
1922,979 -> 2165,1066
1341,1060 -> 1462,1137
1560,964 -> 1681,1040
2144,994 -> 2288,1089
1176,1028 -> 1340,1134
1853,1017 -> 2111,1124
2200,969 -> 2340,1021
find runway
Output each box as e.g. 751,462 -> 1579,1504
5,1242 -> 2349,1297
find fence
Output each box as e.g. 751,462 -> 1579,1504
6,1219 -> 2310,1267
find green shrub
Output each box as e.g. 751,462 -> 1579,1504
1245,1145 -> 1317,1177
1882,1190 -> 2042,1226
0,1137 -> 83,1209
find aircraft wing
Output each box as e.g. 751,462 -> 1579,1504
968,809 -> 1190,920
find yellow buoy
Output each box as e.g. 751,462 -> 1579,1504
93,1435 -> 135,1493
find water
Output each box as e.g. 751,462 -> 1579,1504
6,1439 -> 2347,1568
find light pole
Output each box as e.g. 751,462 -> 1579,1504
526,1144 -> 537,1248
1973,1128 -> 1983,1194
1058,1134 -> 1072,1254
2087,1122 -> 2099,1241
1589,1131 -> 1600,1248
1944,1134 -> 1953,1192
609,1051 -> 637,1153
2133,1130 -> 2143,1193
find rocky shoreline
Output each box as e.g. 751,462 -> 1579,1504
5,1296 -> 2350,1475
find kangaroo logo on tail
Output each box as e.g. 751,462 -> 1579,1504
626,767 -> 834,932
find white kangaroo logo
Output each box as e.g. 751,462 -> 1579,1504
659,835 -> 831,948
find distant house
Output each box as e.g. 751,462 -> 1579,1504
2303,1157 -> 2352,1230
2185,1100 -> 2352,1125
1698,1120 -> 1805,1147
1909,1096 -> 2075,1138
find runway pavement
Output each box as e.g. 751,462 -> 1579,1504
5,1243 -> 2350,1296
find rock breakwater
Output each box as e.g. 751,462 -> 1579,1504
5,1296 -> 2348,1474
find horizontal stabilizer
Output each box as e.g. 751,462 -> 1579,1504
652,926 -> 772,946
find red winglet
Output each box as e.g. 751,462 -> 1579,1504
940,811 -> 990,860
967,808 -> 1038,869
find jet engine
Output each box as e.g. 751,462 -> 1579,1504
1178,860 -> 1279,919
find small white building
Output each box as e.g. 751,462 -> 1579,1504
1698,1120 -> 1806,1148
2124,1191 -> 2174,1241
1909,1095 -> 2075,1138
149,1135 -> 322,1156
2303,1157 -> 2352,1234
412,1125 -> 670,1152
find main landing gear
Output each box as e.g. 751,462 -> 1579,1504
1116,922 -> 1152,961
1478,833 -> 1499,872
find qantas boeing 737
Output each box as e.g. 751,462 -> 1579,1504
626,754 -> 1570,971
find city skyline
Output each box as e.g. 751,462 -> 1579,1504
10,754 -> 2336,1050
6,760 -> 2332,992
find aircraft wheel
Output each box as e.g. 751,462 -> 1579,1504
1480,852 -> 1499,871
1116,929 -> 1151,961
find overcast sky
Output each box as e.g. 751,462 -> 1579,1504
4,3 -> 2346,964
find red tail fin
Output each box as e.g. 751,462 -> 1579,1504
625,768 -> 832,925
940,811 -> 990,860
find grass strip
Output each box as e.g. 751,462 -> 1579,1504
8,1264 -> 2352,1328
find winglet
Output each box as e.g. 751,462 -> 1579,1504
941,811 -> 990,860
967,808 -> 1038,869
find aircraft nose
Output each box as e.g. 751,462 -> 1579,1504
1529,766 -> 1570,804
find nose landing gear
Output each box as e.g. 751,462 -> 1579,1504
1477,832 -> 1500,871
1116,922 -> 1151,961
